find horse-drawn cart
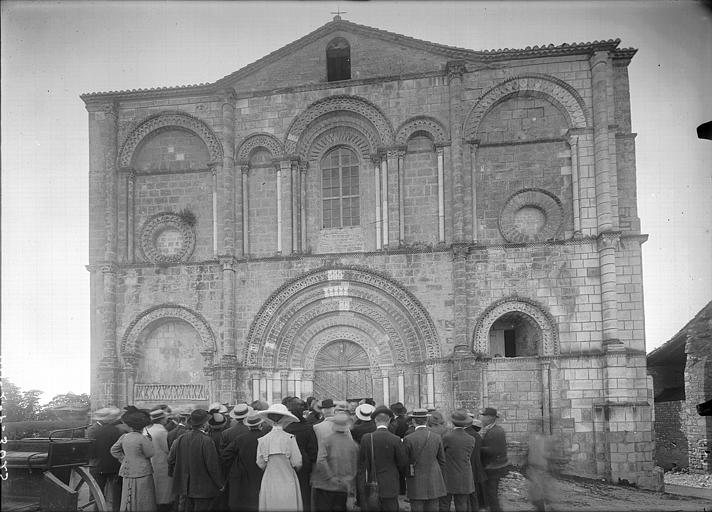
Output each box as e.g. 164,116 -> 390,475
2,427 -> 107,511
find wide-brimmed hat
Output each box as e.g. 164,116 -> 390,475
371,405 -> 394,420
320,399 -> 335,409
480,407 -> 499,418
407,408 -> 429,419
190,409 -> 210,427
209,402 -> 228,414
244,411 -> 264,428
121,406 -> 151,430
355,403 -> 376,421
451,409 -> 473,427
258,403 -> 299,424
428,411 -> 445,425
230,403 -> 252,420
390,402 -> 407,415
93,407 -> 121,422
250,400 -> 270,411
331,412 -> 352,432
149,409 -> 167,421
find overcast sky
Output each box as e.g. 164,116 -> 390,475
2,1 -> 711,402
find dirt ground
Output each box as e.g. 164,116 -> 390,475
398,470 -> 711,512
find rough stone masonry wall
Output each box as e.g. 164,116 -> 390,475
653,400 -> 689,470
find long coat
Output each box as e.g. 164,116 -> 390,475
358,428 -> 407,498
221,429 -> 266,512
147,423 -> 173,504
403,427 -> 446,500
285,418 -> 318,510
464,426 -> 487,483
221,421 -> 249,452
167,429 -> 224,500
88,422 -> 123,475
480,424 -> 508,470
351,420 -> 377,444
441,428 -> 475,494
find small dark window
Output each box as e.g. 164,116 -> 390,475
327,38 -> 351,81
504,329 -> 517,357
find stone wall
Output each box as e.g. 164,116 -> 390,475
653,400 -> 689,470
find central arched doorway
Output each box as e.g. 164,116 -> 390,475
313,340 -> 373,400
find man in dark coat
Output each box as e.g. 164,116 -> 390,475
221,403 -> 252,451
439,409 -> 475,512
221,412 -> 267,512
358,406 -> 407,512
167,412 -> 190,449
403,409 -> 447,512
284,397 -> 319,512
351,403 -> 377,444
465,416 -> 487,512
87,407 -> 123,512
168,409 -> 225,512
479,407 -> 509,512
388,402 -> 409,438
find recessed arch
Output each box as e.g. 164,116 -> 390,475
473,297 -> 559,356
395,116 -> 449,146
119,111 -> 223,168
121,304 -> 217,361
303,116 -> 377,162
463,74 -> 588,140
244,266 -> 440,369
285,95 -> 394,155
236,132 -> 285,164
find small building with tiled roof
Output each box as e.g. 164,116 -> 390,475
83,16 -> 657,487
648,301 -> 712,473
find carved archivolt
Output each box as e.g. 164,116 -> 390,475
121,304 -> 217,359
244,266 -> 440,368
300,326 -> 390,373
395,116 -> 449,146
303,118 -> 378,162
285,96 -> 394,155
139,212 -> 196,264
499,188 -> 564,243
119,111 -> 223,168
464,74 -> 588,140
473,297 -> 559,356
236,133 -> 284,163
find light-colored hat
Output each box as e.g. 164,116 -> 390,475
407,408 -> 429,419
334,400 -> 349,412
355,403 -> 376,421
230,403 -> 252,420
257,403 -> 299,424
331,412 -> 351,432
149,409 -> 167,421
244,411 -> 264,428
451,409 -> 473,427
471,418 -> 483,429
209,402 -> 229,414
93,407 -> 121,422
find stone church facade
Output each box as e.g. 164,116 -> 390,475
82,17 -> 656,486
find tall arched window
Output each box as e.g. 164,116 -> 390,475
327,38 -> 351,81
322,147 -> 360,228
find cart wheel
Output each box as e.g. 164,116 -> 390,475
69,466 -> 108,511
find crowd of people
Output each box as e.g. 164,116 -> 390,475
87,397 -> 515,512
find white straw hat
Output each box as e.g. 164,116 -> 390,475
257,403 -> 299,424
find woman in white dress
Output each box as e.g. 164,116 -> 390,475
256,403 -> 303,511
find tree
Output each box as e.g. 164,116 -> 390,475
43,392 -> 91,410
1,378 -> 44,421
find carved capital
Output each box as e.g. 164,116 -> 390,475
446,60 -> 467,82
387,149 -> 399,160
241,164 -> 250,175
299,161 -> 309,174
208,162 -> 219,176
597,231 -> 621,251
220,255 -> 238,271
451,242 -> 470,260
100,262 -> 119,275
436,145 -> 445,157
370,153 -> 382,166
280,370 -> 290,379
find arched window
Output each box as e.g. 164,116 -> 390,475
322,147 -> 360,228
327,38 -> 351,82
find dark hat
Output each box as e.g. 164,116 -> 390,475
190,409 -> 210,427
451,409 -> 473,427
320,399 -> 335,409
371,405 -> 394,420
407,408 -> 429,419
428,411 -> 445,425
480,407 -> 499,418
121,406 -> 151,430
390,402 -> 407,415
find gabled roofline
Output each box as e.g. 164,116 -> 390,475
81,18 -> 634,102
647,300 -> 712,361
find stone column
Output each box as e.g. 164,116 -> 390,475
300,162 -> 308,252
291,160 -> 300,253
293,368 -> 303,398
382,371 -> 390,406
98,262 -> 120,406
397,150 -> 406,245
387,150 -> 400,248
426,365 -> 435,408
437,146 -> 446,243
380,154 -> 389,247
210,163 -> 219,257
220,89 -> 236,255
599,233 -> 621,348
241,165 -> 250,256
275,162 -> 283,254
302,370 -> 314,397
123,355 -> 137,406
541,360 -> 552,434
447,60 -> 467,242
469,142 -> 479,242
125,170 -> 136,262
372,154 -> 382,250
220,256 -> 236,359
397,371 -> 405,404
452,243 -> 469,347
252,376 -> 260,402
278,159 -> 293,254
591,51 -> 614,233
568,134 -> 582,236
280,370 -> 290,402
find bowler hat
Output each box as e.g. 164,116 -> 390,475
480,407 -> 499,418
320,399 -> 335,409
451,409 -> 473,427
230,403 -> 251,420
371,405 -> 394,420
407,408 -> 429,419
355,403 -> 376,421
190,409 -> 210,427
390,402 -> 407,415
